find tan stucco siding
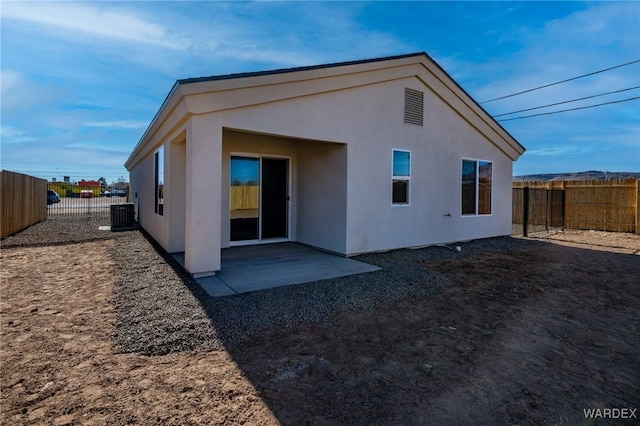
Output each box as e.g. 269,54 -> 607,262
167,138 -> 186,253
207,77 -> 514,255
344,78 -> 513,253
184,116 -> 222,275
296,142 -> 347,254
129,130 -> 186,256
129,152 -> 169,248
126,101 -> 189,171
127,54 -> 524,275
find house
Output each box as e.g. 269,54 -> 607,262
125,52 -> 525,277
49,181 -> 101,198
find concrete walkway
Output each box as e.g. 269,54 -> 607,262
173,243 -> 380,297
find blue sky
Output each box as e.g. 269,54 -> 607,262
1,1 -> 638,182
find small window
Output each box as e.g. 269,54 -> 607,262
478,161 -> 492,215
461,159 -> 492,215
155,146 -> 164,215
392,150 -> 410,205
404,88 -> 424,126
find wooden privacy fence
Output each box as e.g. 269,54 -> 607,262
230,185 -> 259,210
1,170 -> 47,238
513,179 -> 640,235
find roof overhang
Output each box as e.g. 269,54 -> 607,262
125,52 -> 525,170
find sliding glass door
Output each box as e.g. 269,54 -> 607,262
230,155 -> 289,243
230,156 -> 260,241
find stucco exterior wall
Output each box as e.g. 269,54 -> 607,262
126,54 -> 523,275
129,134 -> 187,256
343,78 -> 514,253
184,116 -> 222,275
204,77 -> 514,255
296,142 -> 347,254
167,138 -> 186,253
129,150 -> 169,249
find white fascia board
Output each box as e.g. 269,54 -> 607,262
178,54 -> 525,161
125,83 -> 189,170
182,65 -> 411,116
178,55 -> 422,97
125,53 -> 525,170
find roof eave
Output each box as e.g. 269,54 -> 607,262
125,51 -> 525,170
125,80 -> 182,170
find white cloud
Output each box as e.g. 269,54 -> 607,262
0,70 -> 23,94
1,77 -> 67,115
1,2 -> 189,50
210,44 -> 320,68
178,2 -> 411,69
85,120 -> 149,130
525,146 -> 593,157
0,125 -> 37,143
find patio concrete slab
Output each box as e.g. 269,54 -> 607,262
195,276 -> 236,297
173,243 -> 380,297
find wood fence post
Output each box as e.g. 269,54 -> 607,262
561,181 -> 567,229
636,179 -> 639,235
523,186 -> 529,237
545,189 -> 551,232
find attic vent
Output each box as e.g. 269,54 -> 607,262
404,88 -> 424,126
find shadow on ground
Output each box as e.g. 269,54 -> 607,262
110,228 -> 640,425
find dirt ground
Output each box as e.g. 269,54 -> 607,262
2,230 -> 639,425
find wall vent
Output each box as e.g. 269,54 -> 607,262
404,88 -> 424,126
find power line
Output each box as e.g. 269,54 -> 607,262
496,96 -> 640,122
481,59 -> 640,104
493,86 -> 640,117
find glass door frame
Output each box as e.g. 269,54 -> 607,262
229,152 -> 292,247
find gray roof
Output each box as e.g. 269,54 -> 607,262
177,52 -> 427,85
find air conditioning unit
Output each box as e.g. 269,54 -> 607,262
110,203 -> 135,230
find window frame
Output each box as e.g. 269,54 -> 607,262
461,158 -> 492,216
154,146 -> 164,216
392,149 -> 411,206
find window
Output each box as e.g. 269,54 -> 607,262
404,88 -> 424,126
155,146 -> 164,215
461,159 -> 492,215
392,150 -> 410,205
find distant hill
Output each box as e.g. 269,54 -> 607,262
513,171 -> 640,182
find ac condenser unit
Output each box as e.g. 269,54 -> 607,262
110,203 -> 135,230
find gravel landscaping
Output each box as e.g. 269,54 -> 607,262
1,216 -> 113,248
106,221 -> 532,354
4,216 -> 638,424
5,215 -> 531,355
110,229 -> 458,354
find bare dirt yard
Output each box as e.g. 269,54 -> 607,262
1,226 -> 639,425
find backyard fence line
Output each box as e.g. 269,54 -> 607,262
1,170 -> 47,238
46,183 -> 129,218
513,179 -> 640,234
230,185 -> 259,210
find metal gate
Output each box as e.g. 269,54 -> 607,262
513,187 -> 564,236
47,184 -> 129,219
